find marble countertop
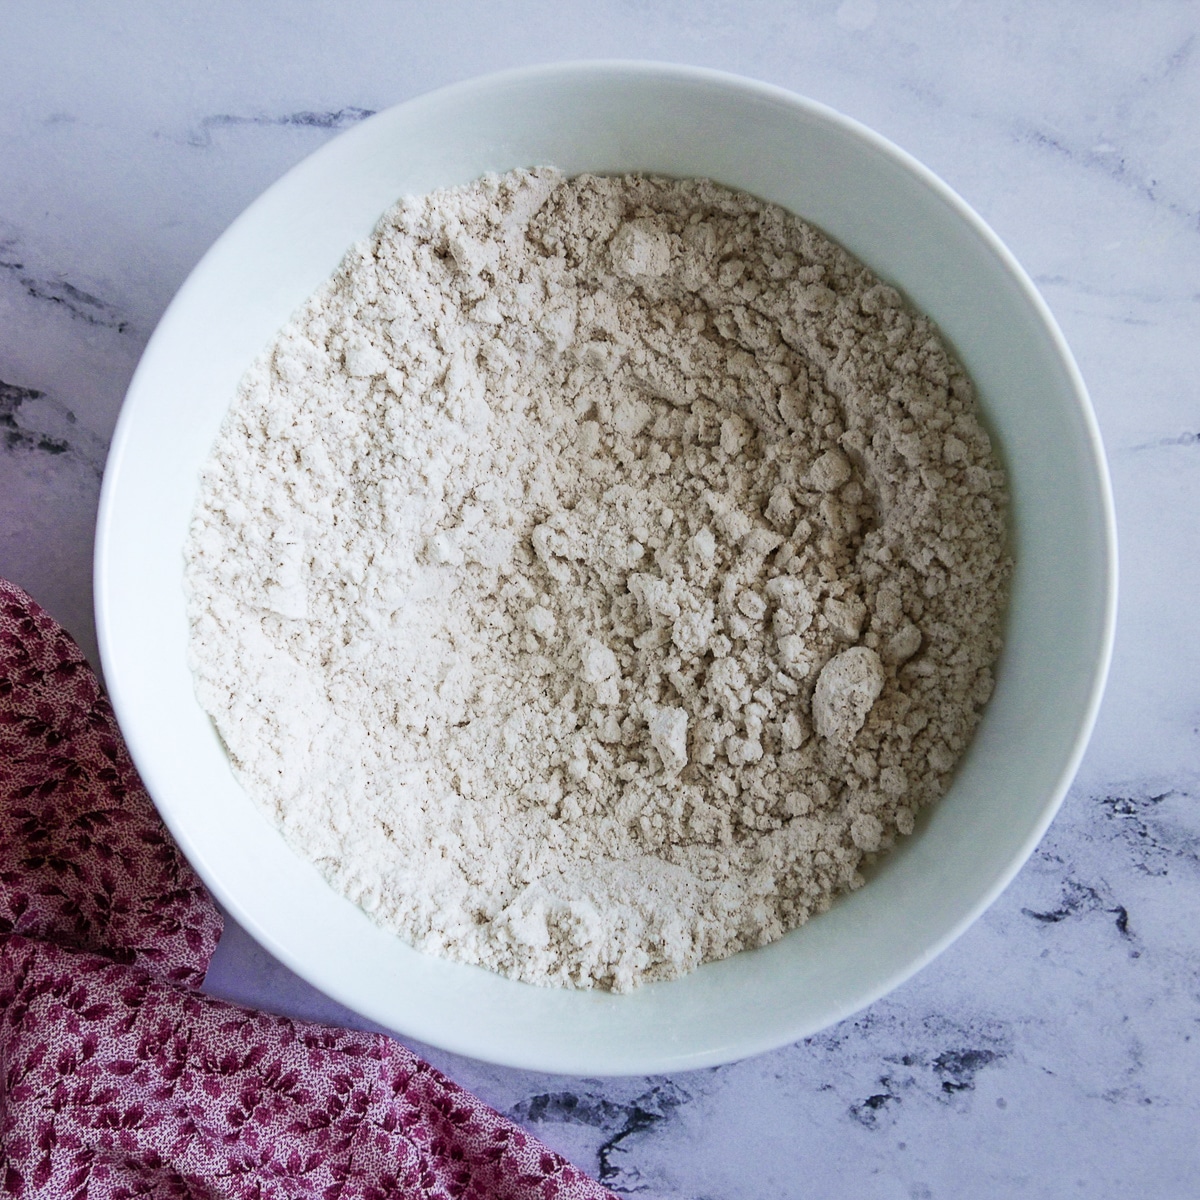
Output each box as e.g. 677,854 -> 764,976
3,4 -> 1197,1196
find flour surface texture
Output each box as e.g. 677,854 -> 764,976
185,170 -> 1010,991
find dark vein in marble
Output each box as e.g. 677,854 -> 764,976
905,1031 -> 1009,1095
891,33 -> 1200,235
1128,431 -> 1200,452
932,1047 -> 1000,1094
1020,857 -> 1138,947
0,248 -> 130,333
1096,788 -> 1198,876
1012,117 -> 1200,233
849,1081 -> 900,1127
188,107 -> 376,147
0,378 -> 104,474
1032,272 -> 1199,314
1018,787 -> 1199,950
510,1082 -> 688,1194
1145,32 -> 1196,86
896,35 -> 1199,237
1021,876 -> 1130,934
804,1011 -> 1012,1131
1005,33 -> 1199,232
1,380 -> 63,454
848,1038 -> 1009,1129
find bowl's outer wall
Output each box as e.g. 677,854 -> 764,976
96,63 -> 1116,1075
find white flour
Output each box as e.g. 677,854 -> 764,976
185,170 -> 1009,991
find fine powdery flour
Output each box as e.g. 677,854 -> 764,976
185,169 -> 1010,991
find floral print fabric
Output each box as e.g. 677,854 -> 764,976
0,580 -> 612,1200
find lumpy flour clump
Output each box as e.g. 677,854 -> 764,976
185,170 -> 1010,991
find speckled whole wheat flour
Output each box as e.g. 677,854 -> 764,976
185,169 -> 1010,991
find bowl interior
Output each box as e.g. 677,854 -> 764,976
95,63 -> 1115,1075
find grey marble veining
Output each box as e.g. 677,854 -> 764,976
185,106 -> 378,147
2,4 -> 1198,1197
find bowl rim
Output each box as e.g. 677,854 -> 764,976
95,59 -> 1118,1075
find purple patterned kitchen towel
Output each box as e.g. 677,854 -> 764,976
0,579 -> 613,1200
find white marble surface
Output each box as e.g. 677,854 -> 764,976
2,3 -> 1198,1196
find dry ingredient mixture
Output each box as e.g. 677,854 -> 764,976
185,169 -> 1010,991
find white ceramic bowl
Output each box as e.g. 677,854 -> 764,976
95,62 -> 1117,1075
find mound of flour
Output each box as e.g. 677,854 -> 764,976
185,169 -> 1009,991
